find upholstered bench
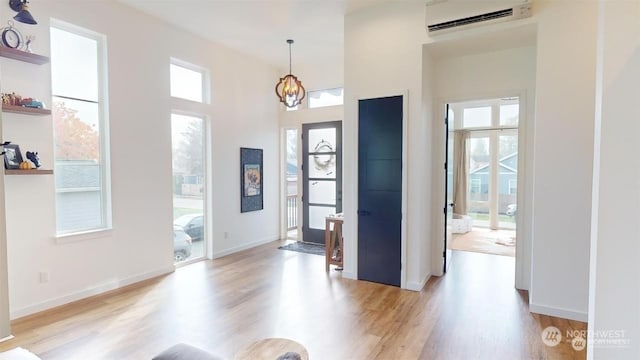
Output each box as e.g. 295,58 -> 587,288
0,347 -> 41,360
152,343 -> 222,360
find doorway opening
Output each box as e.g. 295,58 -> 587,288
171,113 -> 207,264
446,97 -> 519,260
285,128 -> 299,240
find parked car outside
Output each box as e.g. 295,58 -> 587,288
506,204 -> 517,217
174,226 -> 192,262
174,213 -> 203,242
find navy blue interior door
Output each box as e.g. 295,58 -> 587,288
358,96 -> 403,287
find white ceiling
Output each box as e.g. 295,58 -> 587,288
118,0 -> 393,73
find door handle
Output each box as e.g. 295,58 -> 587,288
358,210 -> 371,216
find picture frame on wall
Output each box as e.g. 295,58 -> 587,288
3,144 -> 23,169
240,147 -> 264,213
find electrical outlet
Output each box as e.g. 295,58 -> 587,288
39,271 -> 49,283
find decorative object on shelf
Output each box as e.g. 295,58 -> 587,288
9,0 -> 37,25
240,147 -> 263,213
1,92 -> 44,109
18,160 -> 30,169
24,34 -> 33,52
3,143 -> 22,169
0,20 -> 23,49
19,97 -> 42,108
2,92 -> 21,105
25,151 -> 39,168
275,39 -> 306,108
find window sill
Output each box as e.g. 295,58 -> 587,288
55,228 -> 113,244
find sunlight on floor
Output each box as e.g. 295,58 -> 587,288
450,228 -> 516,257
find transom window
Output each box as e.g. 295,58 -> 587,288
170,60 -> 208,103
308,87 -> 343,109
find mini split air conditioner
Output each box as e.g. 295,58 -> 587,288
426,0 -> 532,34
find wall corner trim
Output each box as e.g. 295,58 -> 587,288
530,303 -> 588,322
406,273 -> 431,292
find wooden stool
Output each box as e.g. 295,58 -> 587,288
235,338 -> 309,360
325,214 -> 344,271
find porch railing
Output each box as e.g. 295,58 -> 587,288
287,195 -> 298,230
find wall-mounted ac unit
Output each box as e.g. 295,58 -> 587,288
426,0 -> 532,34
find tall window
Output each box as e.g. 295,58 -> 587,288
51,22 -> 110,235
169,58 -> 209,263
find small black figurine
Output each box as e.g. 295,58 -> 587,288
26,151 -> 40,168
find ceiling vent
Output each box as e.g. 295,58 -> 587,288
426,0 -> 532,34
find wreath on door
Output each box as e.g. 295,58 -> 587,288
313,139 -> 334,171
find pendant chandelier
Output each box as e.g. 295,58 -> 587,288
275,39 -> 306,108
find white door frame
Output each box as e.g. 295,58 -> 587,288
434,90 -> 530,290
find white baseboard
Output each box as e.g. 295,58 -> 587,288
530,303 -> 588,322
342,271 -> 356,280
211,235 -> 279,259
406,273 -> 431,291
0,335 -> 14,343
10,265 -> 175,320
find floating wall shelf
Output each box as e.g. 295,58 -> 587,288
2,105 -> 51,116
5,169 -> 53,175
0,47 -> 49,65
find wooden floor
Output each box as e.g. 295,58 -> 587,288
0,240 -> 586,359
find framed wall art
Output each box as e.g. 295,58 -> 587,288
3,144 -> 23,170
240,147 -> 263,213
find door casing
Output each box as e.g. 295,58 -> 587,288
436,91 -> 528,290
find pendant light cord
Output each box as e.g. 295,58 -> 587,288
289,42 -> 292,75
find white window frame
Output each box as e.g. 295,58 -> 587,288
170,111 -> 210,265
169,58 -> 212,263
170,58 -> 210,104
51,19 -> 112,238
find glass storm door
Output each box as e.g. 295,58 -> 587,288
302,121 -> 342,244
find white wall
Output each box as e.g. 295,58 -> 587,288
0,112 -> 9,337
280,105 -> 344,128
430,45 -> 537,289
588,1 -> 640,358
345,2 -> 433,289
0,1 -> 279,318
529,1 -> 598,322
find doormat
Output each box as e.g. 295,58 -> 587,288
278,242 -> 325,256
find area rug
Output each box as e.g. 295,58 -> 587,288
278,242 -> 325,256
450,228 -> 516,257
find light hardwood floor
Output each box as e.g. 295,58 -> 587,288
0,240 -> 586,359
